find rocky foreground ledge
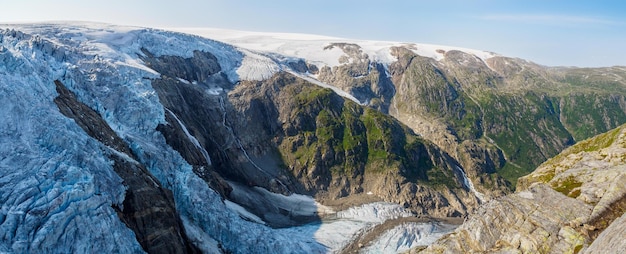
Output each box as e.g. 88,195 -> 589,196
420,124 -> 626,253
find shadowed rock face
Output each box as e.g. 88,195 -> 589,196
139,48 -> 481,220
141,49 -> 320,227
53,80 -> 199,254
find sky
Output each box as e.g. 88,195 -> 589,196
1,0 -> 625,67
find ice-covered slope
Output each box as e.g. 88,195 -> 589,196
0,22 -> 459,254
0,22 -> 297,253
0,22 -> 341,253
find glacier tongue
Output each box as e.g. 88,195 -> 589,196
0,23 -> 329,253
0,27 -> 144,253
362,222 -> 457,253
1,23 -> 460,254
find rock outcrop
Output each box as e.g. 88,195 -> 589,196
421,123 -> 626,253
585,212 -> 626,253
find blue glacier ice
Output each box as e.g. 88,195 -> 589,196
0,23 -> 455,254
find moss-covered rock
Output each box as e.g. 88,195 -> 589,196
230,72 -> 479,217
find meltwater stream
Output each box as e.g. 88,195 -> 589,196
455,166 -> 486,202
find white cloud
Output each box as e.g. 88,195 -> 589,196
478,14 -> 619,26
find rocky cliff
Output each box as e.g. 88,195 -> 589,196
382,47 -> 625,192
421,123 -> 626,253
229,72 -> 481,217
138,47 -> 481,221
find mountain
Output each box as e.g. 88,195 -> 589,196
176,28 -> 626,190
421,123 -> 626,253
0,22 -> 624,253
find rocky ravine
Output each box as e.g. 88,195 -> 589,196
420,123 -> 626,253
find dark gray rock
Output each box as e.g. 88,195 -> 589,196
53,80 -> 199,254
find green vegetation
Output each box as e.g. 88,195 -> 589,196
295,87 -> 334,106
315,109 -> 343,150
482,92 -> 572,175
560,93 -> 626,141
281,57 -> 626,195
425,167 -> 459,188
279,84 -> 459,188
362,107 -> 400,164
570,125 -> 621,153
558,70 -> 626,95
498,162 -> 526,188
552,175 -> 583,198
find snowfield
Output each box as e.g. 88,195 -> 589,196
168,27 -> 498,106
0,22 -> 460,253
168,27 -> 498,67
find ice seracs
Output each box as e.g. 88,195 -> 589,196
1,22 -> 465,253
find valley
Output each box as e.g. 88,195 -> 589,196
0,23 -> 624,253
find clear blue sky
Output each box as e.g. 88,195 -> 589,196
1,0 -> 625,67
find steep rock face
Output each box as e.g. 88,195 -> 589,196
559,93 -> 626,141
388,47 -> 511,194
53,80 -> 199,254
140,49 -> 316,227
228,72 -> 481,217
422,124 -> 626,253
480,92 -> 574,174
376,47 -> 625,191
585,212 -> 626,253
140,48 -> 234,198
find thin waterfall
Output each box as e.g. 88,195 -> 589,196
165,108 -> 212,165
455,166 -> 485,202
217,97 -> 289,191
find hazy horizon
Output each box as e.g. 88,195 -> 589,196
2,0 -> 625,67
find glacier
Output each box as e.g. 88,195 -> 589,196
0,23 -> 457,253
362,221 -> 457,253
